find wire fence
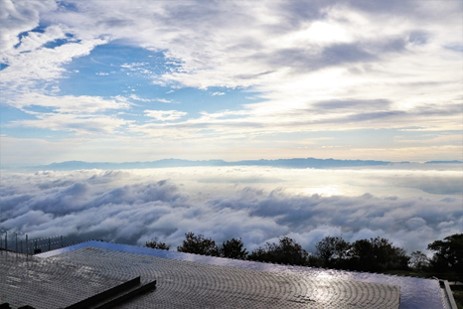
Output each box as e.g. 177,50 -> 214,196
0,231 -> 82,256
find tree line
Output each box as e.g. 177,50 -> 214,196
146,232 -> 462,281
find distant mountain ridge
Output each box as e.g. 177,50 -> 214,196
28,158 -> 463,171
425,160 -> 463,164
37,158 -> 393,170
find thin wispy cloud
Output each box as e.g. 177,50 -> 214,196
144,110 -> 187,122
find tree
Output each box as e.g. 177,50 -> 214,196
220,238 -> 248,259
249,236 -> 308,265
315,236 -> 350,268
177,232 -> 219,256
409,251 -> 429,270
428,233 -> 463,281
350,237 -> 409,271
349,239 -> 374,270
145,240 -> 170,250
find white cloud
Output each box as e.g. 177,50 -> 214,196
0,0 -> 462,163
17,0 -> 457,98
0,4 -> 108,93
128,95 -> 173,104
1,166 -> 461,253
9,113 -> 128,134
0,0 -> 57,53
154,98 -> 173,104
144,109 -> 187,121
11,93 -> 130,113
1,36 -> 107,94
2,93 -> 131,135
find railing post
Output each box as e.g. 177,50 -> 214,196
26,234 -> 29,259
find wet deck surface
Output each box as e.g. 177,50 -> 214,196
0,251 -> 129,308
0,241 -> 444,308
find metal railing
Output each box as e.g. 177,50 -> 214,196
0,231 -> 82,256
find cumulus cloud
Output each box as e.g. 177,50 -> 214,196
1,167 -> 461,253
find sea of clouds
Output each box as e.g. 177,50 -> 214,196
1,165 -> 462,253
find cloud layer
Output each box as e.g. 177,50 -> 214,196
1,0 -> 462,165
1,166 -> 461,253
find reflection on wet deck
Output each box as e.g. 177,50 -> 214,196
0,241 -> 447,308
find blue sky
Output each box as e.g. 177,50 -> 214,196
1,0 -> 462,166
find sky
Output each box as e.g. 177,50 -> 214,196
1,0 -> 462,166
1,0 -> 462,254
